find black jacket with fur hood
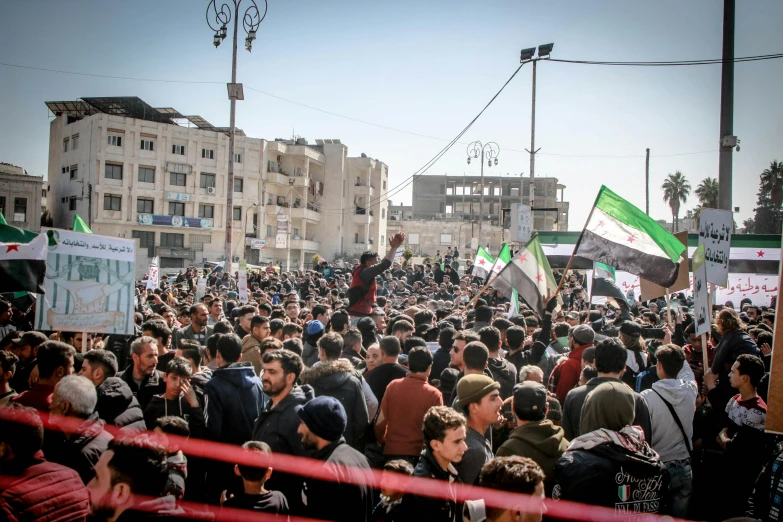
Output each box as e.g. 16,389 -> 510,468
300,360 -> 369,448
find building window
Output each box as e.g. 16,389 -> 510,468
168,202 -> 185,216
199,173 -> 216,188
381,235 -> 385,246
138,166 -> 155,183
169,172 -> 187,186
62,166 -> 69,175
383,180 -> 386,190
72,135 -> 79,150
381,208 -> 385,218
107,135 -> 122,147
160,233 -> 184,248
137,198 -> 154,214
63,138 -> 69,152
355,232 -> 359,243
70,166 -> 78,180
233,206 -> 242,221
140,139 -> 155,151
132,230 -> 155,257
69,197 -> 77,211
103,194 -> 121,211
13,199 -> 26,221
0,197 -> 5,217
104,163 -> 123,180
293,228 -> 300,239
201,148 -> 214,159
198,204 -> 214,218
234,153 -> 242,163
234,178 -> 244,193
172,144 -> 185,155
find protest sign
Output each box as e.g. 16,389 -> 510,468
35,229 -> 135,334
237,270 -> 248,302
195,277 -> 207,302
145,256 -> 160,290
698,208 -> 732,287
691,244 -> 710,336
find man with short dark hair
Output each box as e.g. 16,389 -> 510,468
561,337 -> 652,442
497,381 -> 567,496
116,336 -> 166,411
450,330 -> 480,373
376,346 -> 442,464
401,406 -> 467,521
142,319 -> 174,371
341,327 -> 365,367
476,456 -> 546,522
0,349 -> 18,405
300,333 -> 369,448
241,315 -> 270,377
235,304 -> 258,338
348,234 -> 406,319
172,303 -> 214,348
297,396 -> 374,521
479,326 -> 517,400
0,405 -> 90,521
550,324 -> 595,404
13,340 -> 75,412
365,335 -> 409,404
252,349 -> 314,513
143,357 -> 204,434
9,331 -> 48,393
471,306 -> 493,332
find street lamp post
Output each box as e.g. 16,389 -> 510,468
520,43 -> 554,223
466,141 -> 500,252
206,0 -> 267,267
239,202 -> 259,259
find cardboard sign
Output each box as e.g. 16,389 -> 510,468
698,208 -> 732,287
640,232 -> 690,301
237,270 -> 248,302
691,244 -> 711,336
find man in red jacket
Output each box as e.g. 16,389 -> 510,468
549,325 -> 595,404
0,404 -> 90,521
347,233 -> 405,320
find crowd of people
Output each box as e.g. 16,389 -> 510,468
0,231 -> 780,522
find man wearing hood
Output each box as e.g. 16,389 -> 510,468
478,326 -> 517,400
252,349 -> 314,514
203,333 -> 267,501
640,344 -> 696,517
300,332 -> 369,449
49,375 -> 113,484
497,381 -> 568,496
301,320 -> 325,367
80,350 -> 146,433
553,380 -> 667,517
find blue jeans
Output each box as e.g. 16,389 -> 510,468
666,459 -> 693,518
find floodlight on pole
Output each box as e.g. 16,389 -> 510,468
520,47 -> 536,62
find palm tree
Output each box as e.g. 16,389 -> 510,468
695,177 -> 719,208
662,171 -> 691,232
761,160 -> 783,209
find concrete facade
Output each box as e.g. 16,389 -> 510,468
386,218 -> 508,256
388,201 -> 414,221
45,98 -> 388,276
411,174 -> 569,232
0,163 -> 44,232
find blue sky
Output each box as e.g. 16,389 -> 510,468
1,0 -> 781,229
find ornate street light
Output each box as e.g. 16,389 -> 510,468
466,141 -> 500,248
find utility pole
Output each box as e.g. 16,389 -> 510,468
718,0 -> 736,211
526,59 -> 540,212
645,148 -> 650,215
286,186 -> 292,272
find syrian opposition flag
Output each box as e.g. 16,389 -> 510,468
494,236 -> 557,317
575,186 -> 686,288
146,256 -> 160,290
472,246 -> 494,280
0,231 -> 48,294
486,243 -> 520,316
591,261 -> 626,304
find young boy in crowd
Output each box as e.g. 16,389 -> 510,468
220,441 -> 289,517
144,357 -> 204,436
373,459 -> 415,521
153,416 -> 191,500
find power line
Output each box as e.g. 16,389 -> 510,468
549,52 -> 783,67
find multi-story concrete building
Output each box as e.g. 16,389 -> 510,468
411,174 -> 569,232
388,201 -> 414,221
45,97 -> 388,275
0,163 -> 44,232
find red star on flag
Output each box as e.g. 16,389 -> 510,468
627,235 -> 635,243
597,220 -> 605,228
478,258 -> 486,265
518,254 -> 528,262
5,244 -> 19,253
757,250 -> 765,258
536,273 -> 544,282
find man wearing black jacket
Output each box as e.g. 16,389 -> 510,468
116,336 -> 165,411
80,350 -> 146,433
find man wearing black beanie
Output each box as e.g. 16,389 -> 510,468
297,396 -> 374,521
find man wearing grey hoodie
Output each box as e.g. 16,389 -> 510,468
640,344 -> 697,518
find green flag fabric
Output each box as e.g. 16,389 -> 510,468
472,246 -> 494,280
73,214 -> 92,234
575,185 -> 686,287
488,243 -> 519,316
494,237 -> 557,317
0,211 -> 6,225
